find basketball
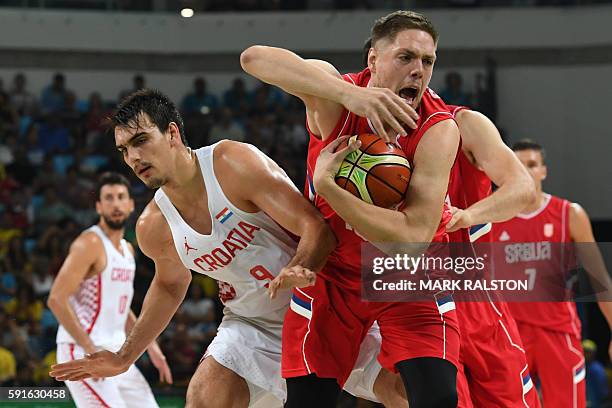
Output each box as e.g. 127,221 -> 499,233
335,134 -> 411,209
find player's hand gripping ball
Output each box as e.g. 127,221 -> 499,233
335,134 -> 411,208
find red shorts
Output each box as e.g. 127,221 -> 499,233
456,296 -> 540,408
281,277 -> 460,386
517,321 -> 585,408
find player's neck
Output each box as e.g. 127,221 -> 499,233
523,191 -> 548,214
98,222 -> 125,250
161,146 -> 205,210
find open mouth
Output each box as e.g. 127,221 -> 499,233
399,86 -> 419,106
138,165 -> 152,176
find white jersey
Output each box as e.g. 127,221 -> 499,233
57,225 -> 135,352
154,142 -> 297,318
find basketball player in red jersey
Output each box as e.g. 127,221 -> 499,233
492,139 -> 612,408
445,107 -> 541,408
347,104 -> 542,407
243,11 -> 463,408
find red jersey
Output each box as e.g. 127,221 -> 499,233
305,68 -> 454,292
493,194 -> 581,335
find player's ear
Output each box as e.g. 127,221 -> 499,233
168,122 -> 180,146
368,47 -> 377,74
542,164 -> 547,181
95,200 -> 102,216
128,198 -> 135,214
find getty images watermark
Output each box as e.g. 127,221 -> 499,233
360,242 -> 612,302
371,253 -> 528,292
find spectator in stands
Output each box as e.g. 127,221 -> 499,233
181,284 -> 217,347
278,109 -> 308,151
8,147 -> 37,186
164,322 -> 197,382
182,76 -> 219,115
181,284 -> 215,324
71,189 -> 97,227
0,211 -> 21,260
59,92 -> 83,142
0,92 -> 19,139
3,236 -> 27,273
439,71 -> 472,107
9,73 -> 37,117
209,107 -> 246,143
22,123 -> 45,166
31,258 -> 53,298
41,73 -> 69,114
250,81 -> 284,113
84,92 -> 109,148
583,339 -> 609,408
119,74 -> 146,101
223,77 -> 249,115
0,346 -> 16,386
0,263 -> 17,304
35,187 -> 71,226
0,132 -> 17,166
35,156 -> 62,190
4,285 -> 43,324
37,115 -> 71,154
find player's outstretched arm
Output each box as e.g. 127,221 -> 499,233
47,232 -> 103,355
313,120 -> 459,250
240,45 -> 417,141
570,202 -> 612,359
125,310 -> 173,384
50,207 -> 192,381
213,141 -> 336,298
447,110 -> 536,232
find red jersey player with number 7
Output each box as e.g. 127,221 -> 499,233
493,139 -> 612,408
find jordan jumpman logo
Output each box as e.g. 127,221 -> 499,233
184,237 -> 197,255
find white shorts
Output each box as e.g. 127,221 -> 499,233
344,323 -> 383,403
203,308 -> 383,407
57,343 -> 159,408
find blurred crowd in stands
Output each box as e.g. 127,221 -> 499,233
0,70 -> 608,407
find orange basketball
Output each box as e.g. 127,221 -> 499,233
335,134 -> 411,209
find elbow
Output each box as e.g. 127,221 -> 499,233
47,295 -> 60,312
240,45 -> 266,72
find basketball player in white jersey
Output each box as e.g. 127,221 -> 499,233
48,172 -> 171,408
51,90 -> 388,407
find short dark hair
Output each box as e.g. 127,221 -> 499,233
511,139 -> 546,161
371,10 -> 438,48
96,172 -> 131,200
111,89 -> 188,146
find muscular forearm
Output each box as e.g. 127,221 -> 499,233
466,177 -> 533,225
48,300 -> 96,352
319,184 -> 434,246
241,46 -> 350,104
125,310 -> 137,335
117,276 -> 189,365
286,220 -> 336,272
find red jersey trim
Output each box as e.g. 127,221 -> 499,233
69,344 -> 111,408
561,199 -> 569,243
86,274 -> 102,334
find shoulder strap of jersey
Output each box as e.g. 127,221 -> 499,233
154,188 -> 184,229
